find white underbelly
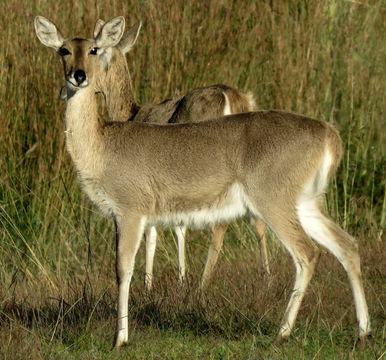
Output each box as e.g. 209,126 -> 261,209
148,183 -> 253,228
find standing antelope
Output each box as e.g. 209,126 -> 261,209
35,16 -> 371,349
88,19 -> 270,290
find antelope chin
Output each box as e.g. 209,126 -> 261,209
67,79 -> 89,90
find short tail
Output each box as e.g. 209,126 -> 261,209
223,89 -> 257,114
300,122 -> 344,202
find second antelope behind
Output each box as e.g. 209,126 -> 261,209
34,16 -> 370,349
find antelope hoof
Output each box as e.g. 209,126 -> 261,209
275,334 -> 289,345
114,331 -> 128,349
356,333 -> 372,348
262,271 -> 271,280
199,280 -> 208,292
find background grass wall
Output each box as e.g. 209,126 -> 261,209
0,0 -> 384,359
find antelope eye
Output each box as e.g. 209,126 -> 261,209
89,47 -> 99,55
58,47 -> 71,56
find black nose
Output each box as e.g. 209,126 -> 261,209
74,70 -> 86,85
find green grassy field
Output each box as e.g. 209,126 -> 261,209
0,0 -> 385,359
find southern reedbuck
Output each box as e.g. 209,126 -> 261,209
89,19 -> 270,289
35,16 -> 371,348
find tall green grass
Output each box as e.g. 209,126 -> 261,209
0,0 -> 385,358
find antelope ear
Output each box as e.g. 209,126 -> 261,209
117,22 -> 142,54
34,16 -> 64,50
93,19 -> 105,38
95,16 -> 125,48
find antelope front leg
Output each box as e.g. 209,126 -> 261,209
175,226 -> 187,283
115,215 -> 146,349
200,223 -> 227,290
145,226 -> 157,291
252,218 -> 271,276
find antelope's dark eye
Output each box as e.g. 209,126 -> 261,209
89,47 -> 99,55
58,47 -> 71,56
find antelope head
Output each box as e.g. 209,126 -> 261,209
34,16 -> 127,95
